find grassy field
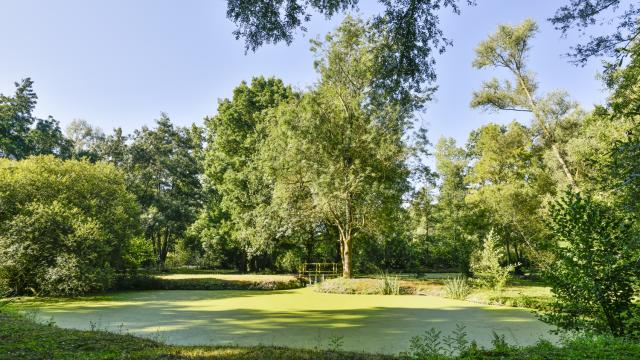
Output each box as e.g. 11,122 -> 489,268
13,287 -> 554,354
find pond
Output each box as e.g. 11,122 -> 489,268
33,287 -> 555,354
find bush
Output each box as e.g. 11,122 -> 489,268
0,156 -> 139,296
115,274 -> 305,291
316,277 -> 415,295
542,192 -> 640,337
443,276 -> 470,300
470,230 -> 515,292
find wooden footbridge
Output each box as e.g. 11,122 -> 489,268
298,262 -> 340,284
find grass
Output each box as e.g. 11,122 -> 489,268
316,276 -> 552,311
9,287 -> 555,354
116,273 -> 305,291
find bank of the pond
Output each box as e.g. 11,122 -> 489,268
315,277 -> 553,311
116,273 -> 305,291
22,287 -> 555,354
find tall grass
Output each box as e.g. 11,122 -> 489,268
443,276 -> 470,300
377,272 -> 401,295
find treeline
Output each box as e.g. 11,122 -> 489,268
1,18 -> 638,279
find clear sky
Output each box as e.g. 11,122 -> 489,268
1,0 -> 608,147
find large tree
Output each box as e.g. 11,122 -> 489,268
126,114 -> 202,267
429,137 -> 480,273
65,119 -> 105,161
265,18 -> 412,277
465,122 -> 552,268
203,77 -> 297,271
0,78 -> 71,160
471,19 -> 584,191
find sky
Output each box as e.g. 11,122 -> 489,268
1,0 -> 609,148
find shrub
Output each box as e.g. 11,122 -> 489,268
115,274 -> 305,291
443,276 -> 470,300
470,230 -> 515,292
0,156 -> 139,296
542,192 -> 640,337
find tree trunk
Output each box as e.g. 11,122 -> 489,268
551,143 -> 579,190
341,234 -> 352,278
517,72 -> 579,191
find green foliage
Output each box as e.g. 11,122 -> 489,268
401,324 -> 470,359
428,137 -> 479,273
226,0 -> 471,111
550,0 -> 639,68
443,276 -> 470,300
203,76 -> 298,272
315,277 -> 416,295
470,230 -> 515,292
115,274 -> 304,291
0,156 -> 139,296
543,191 -> 640,337
471,20 -> 582,191
125,236 -> 155,269
0,78 -> 72,160
465,122 -> 551,269
265,17 -> 413,277
65,119 -> 105,161
377,273 -> 401,295
126,114 -> 203,267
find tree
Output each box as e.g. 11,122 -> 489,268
126,114 -> 202,267
226,0 -> 474,111
470,230 -> 516,292
465,122 -> 552,269
0,156 -> 139,296
203,77 -> 297,271
65,119 -> 105,160
0,78 -> 71,159
27,116 -> 72,158
95,127 -> 128,167
0,78 -> 37,159
471,19 -> 584,191
265,18 -> 412,277
430,137 -> 479,273
543,191 -> 640,336
550,0 -> 639,69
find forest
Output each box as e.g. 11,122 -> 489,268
1,0 -> 640,358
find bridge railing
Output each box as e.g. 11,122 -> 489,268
298,262 -> 340,284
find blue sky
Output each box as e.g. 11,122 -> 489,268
1,0 -> 608,147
